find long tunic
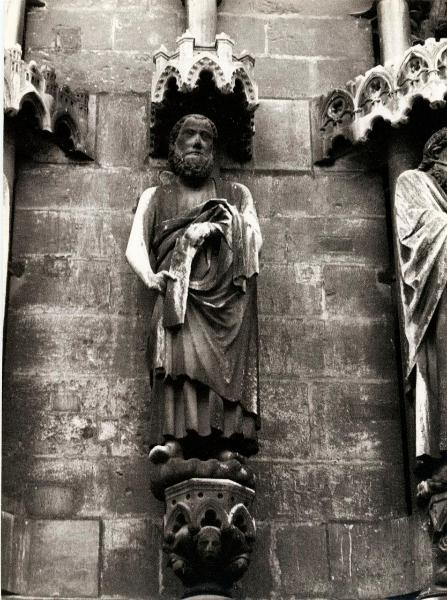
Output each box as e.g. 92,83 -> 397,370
395,169 -> 447,458
142,178 -> 262,455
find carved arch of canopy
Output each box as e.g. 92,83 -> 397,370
4,44 -> 94,158
150,33 -> 258,162
316,38 -> 447,162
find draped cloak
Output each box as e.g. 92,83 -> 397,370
143,179 -> 262,456
395,169 -> 447,458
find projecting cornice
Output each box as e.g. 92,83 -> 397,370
315,38 -> 447,163
4,44 -> 95,158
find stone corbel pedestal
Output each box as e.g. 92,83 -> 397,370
151,455 -> 257,597
163,479 -> 255,599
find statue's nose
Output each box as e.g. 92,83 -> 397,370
192,134 -> 204,148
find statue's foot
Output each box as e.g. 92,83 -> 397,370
149,441 -> 182,464
217,450 -> 245,464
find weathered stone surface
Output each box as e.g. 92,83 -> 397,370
258,217 -> 288,262
324,265 -> 393,318
15,166 -> 146,211
217,15 -> 266,54
258,264 -> 323,316
25,485 -> 81,517
259,317 -> 325,376
220,0 -> 373,16
25,49 -> 154,93
109,265 -> 157,316
2,456 -> 163,518
309,382 -> 402,462
95,458 -> 160,515
259,380 -> 310,460
114,13 -> 182,53
97,95 -> 149,167
254,461 -> 406,522
11,209 -> 132,259
256,57 -> 372,99
1,511 -> 26,594
328,518 -> 424,598
268,17 -> 371,59
324,320 -> 397,379
275,524 -> 329,596
254,100 -> 311,170
2,373 -> 150,416
221,172 -> 386,218
313,57 -> 374,97
8,257 -> 112,313
253,461 -> 332,521
102,518 -> 161,596
4,313 -> 147,378
27,519 -> 99,597
328,463 -> 407,520
239,523 -> 274,599
7,256 -> 155,320
3,1 -> 420,596
287,217 -> 389,267
26,9 -> 114,52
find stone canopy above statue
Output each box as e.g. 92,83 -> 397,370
149,0 -> 258,162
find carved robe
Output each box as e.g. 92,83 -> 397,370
395,169 -> 447,458
143,178 -> 262,456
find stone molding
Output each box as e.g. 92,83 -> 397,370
4,44 -> 94,158
150,32 -> 258,161
316,38 -> 447,163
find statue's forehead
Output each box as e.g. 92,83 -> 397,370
179,116 -> 213,134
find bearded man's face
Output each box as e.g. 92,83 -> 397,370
168,116 -> 215,180
430,146 -> 447,192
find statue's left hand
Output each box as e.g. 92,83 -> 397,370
185,223 -> 219,247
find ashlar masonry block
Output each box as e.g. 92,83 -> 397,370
1,513 -> 100,597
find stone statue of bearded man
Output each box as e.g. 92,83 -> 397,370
395,127 -> 447,466
126,114 -> 262,465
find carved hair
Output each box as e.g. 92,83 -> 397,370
168,114 -> 218,150
419,127 -> 447,171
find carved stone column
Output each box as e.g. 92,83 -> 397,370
183,0 -> 222,46
4,0 -> 26,47
376,0 -> 411,65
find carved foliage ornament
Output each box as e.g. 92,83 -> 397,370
4,45 -> 94,158
317,38 -> 447,162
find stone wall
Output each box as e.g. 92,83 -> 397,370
3,1 -> 431,598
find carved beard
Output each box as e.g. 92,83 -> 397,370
168,146 -> 214,181
430,165 -> 447,194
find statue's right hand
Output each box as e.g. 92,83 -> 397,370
146,271 -> 177,294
